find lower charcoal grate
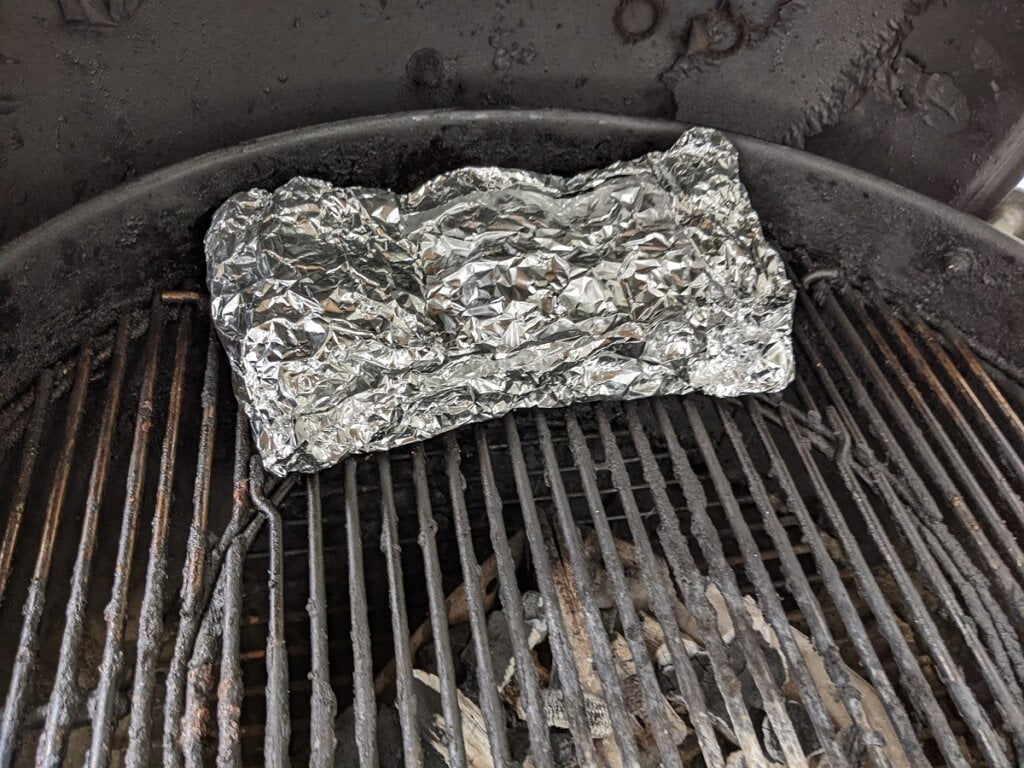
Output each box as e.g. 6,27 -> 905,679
1,276 -> 1024,768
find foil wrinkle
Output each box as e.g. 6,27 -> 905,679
206,127 -> 795,475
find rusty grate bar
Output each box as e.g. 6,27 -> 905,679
0,343 -> 92,768
2,277 -> 1024,768
35,319 -> 130,768
85,300 -> 165,768
741,400 -> 947,767
0,368 -> 54,607
123,306 -> 193,768
214,411 -> 252,768
161,325 -> 220,768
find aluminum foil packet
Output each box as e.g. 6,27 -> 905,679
206,127 -> 795,475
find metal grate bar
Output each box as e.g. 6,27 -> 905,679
827,417 -> 1021,765
307,473 -> 338,768
211,443 -> 292,767
813,288 -> 1024,617
535,413 -> 648,768
3,278 -> 1024,768
378,453 -> 423,767
946,326 -> 1024,449
180,419 -> 253,768
87,300 -> 165,768
474,426 -> 554,768
848,295 -> 1024,575
741,399 -> 939,768
792,321 -> 1024,692
412,445 -> 468,768
444,434 -> 514,766
796,293 -> 1024,764
163,325 -> 220,768
875,325 -> 1024,675
799,291 -> 1024,638
0,343 -> 92,768
564,408 -> 726,767
0,368 -> 54,606
504,412 -> 601,768
181,563 -> 221,768
250,459 -> 291,768
124,305 -> 193,768
798,294 -> 1024,692
35,319 -> 130,768
890,312 -> 1024,522
776,400 -> 985,768
345,457 -> 377,768
215,413 -> 253,768
614,401 -> 758,768
705,400 -> 873,768
666,399 -> 811,766
799,316 -> 1024,690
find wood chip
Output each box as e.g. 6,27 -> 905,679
549,548 -> 623,768
595,534 -> 907,768
413,669 -> 494,768
374,531 -> 525,696
609,633 -> 690,747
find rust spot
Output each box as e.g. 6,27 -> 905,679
685,3 -> 748,59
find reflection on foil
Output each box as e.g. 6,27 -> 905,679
206,128 -> 795,475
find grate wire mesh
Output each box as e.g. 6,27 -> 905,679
0,278 -> 1023,767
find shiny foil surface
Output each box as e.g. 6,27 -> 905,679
206,128 -> 795,475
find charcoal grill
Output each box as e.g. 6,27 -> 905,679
1,111 -> 1024,768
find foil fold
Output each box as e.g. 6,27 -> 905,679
206,127 -> 795,475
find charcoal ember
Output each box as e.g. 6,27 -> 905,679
415,639 -> 439,675
505,721 -> 534,767
333,701 -> 404,768
449,621 -> 472,653
483,609 -> 516,688
414,622 -> 473,681
727,632 -> 788,710
684,630 -> 783,744
761,700 -> 822,764
688,652 -> 739,742
549,731 -> 581,768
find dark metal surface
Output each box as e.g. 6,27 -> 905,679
0,108 -> 1023,768
2,0 -> 1024,247
1,278 -> 1023,766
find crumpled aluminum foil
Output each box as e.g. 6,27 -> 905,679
206,127 -> 795,475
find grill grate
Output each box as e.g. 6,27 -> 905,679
1,277 -> 1023,767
